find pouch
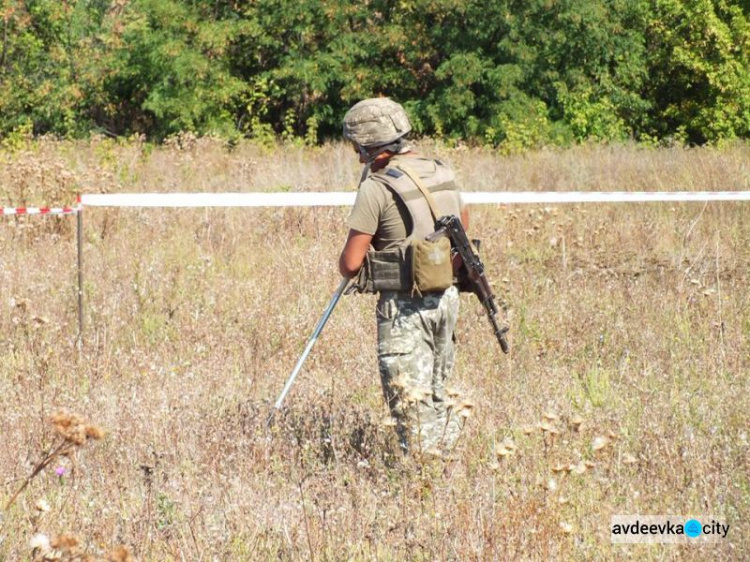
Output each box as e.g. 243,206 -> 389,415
411,237 -> 453,294
352,247 -> 411,293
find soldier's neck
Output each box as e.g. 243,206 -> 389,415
370,150 -> 416,173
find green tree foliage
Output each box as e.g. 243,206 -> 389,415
0,0 -> 108,136
0,0 -> 748,145
97,0 -> 248,137
645,0 -> 750,143
508,0 -> 651,143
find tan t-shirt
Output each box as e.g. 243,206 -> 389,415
347,156 -> 464,251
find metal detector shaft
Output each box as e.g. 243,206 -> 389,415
267,277 -> 349,425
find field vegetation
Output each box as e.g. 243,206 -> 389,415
0,138 -> 749,559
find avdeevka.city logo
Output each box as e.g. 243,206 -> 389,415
610,515 -> 730,544
684,519 -> 702,538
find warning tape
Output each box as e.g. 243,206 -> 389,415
80,192 -> 356,207
0,196 -> 82,216
0,205 -> 81,215
4,191 -> 750,214
80,191 -> 750,207
464,191 -> 750,204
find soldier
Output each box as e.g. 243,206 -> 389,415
338,98 -> 470,455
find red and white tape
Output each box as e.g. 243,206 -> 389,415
0,205 -> 81,216
1,196 -> 82,216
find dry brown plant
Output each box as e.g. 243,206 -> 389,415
5,412 -> 104,510
29,531 -> 135,562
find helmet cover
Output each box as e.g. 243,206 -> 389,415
343,98 -> 412,148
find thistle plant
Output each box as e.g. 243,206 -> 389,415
5,411 -> 104,511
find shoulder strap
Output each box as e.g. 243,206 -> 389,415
396,163 -> 442,222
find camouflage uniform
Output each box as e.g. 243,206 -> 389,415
377,286 -> 461,452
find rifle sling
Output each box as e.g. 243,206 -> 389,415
396,163 -> 443,223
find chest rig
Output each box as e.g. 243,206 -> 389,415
352,158 -> 462,294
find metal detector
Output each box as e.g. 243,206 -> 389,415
266,277 -> 349,427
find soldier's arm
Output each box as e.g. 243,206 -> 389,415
339,229 -> 373,278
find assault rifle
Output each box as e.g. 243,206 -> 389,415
427,215 -> 510,354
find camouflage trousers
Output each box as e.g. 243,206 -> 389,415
376,286 -> 461,454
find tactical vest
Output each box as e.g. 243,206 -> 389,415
352,158 -> 462,294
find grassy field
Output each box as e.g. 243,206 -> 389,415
0,138 -> 748,560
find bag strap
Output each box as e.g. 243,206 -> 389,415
396,163 -> 442,222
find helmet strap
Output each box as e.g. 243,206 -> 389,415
362,138 -> 410,164
358,162 -> 371,184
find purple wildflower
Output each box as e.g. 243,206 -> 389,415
55,466 -> 66,477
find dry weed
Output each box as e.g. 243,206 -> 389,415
5,412 -> 104,511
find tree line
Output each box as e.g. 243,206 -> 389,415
1,0 -> 749,148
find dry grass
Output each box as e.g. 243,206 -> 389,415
1,138 -> 749,560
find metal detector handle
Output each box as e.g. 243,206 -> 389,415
267,277 -> 349,426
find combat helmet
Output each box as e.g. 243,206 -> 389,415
343,98 -> 412,152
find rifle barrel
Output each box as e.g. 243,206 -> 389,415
488,312 -> 510,354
